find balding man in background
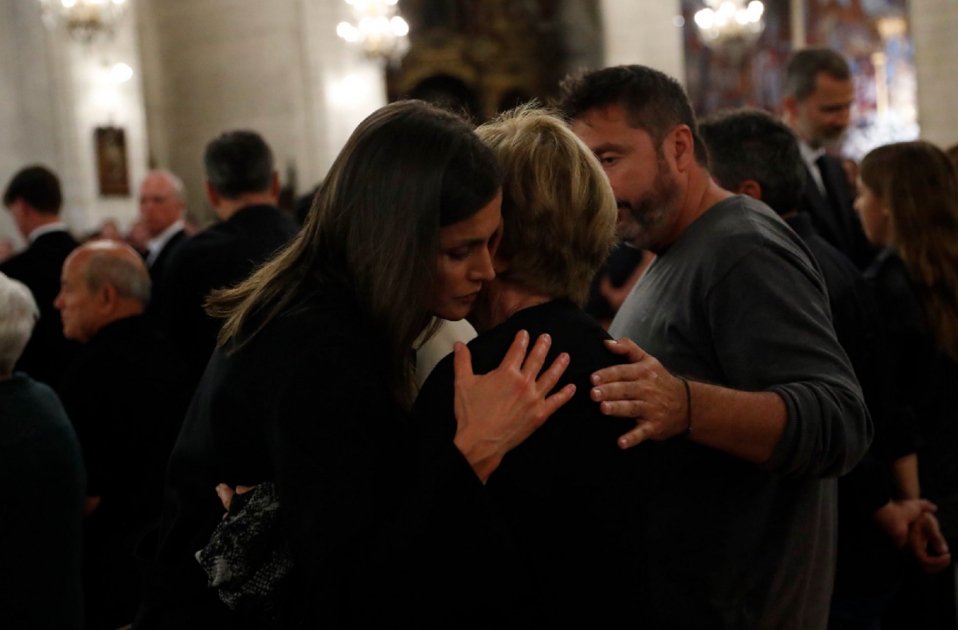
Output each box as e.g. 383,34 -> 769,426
55,240 -> 193,630
138,169 -> 188,317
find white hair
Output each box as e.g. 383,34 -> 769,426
0,272 -> 39,375
148,168 -> 187,202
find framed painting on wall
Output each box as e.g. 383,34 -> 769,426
95,126 -> 130,196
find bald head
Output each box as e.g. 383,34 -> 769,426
55,240 -> 152,342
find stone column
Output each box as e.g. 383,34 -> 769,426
909,0 -> 958,146
599,0 -> 685,85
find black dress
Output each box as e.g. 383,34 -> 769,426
415,299 -> 650,627
136,280 -> 510,629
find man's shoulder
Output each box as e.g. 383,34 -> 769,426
36,229 -> 79,247
66,317 -> 163,382
31,230 -> 80,259
164,222 -> 232,272
237,206 -> 299,247
0,247 -> 30,277
162,227 -> 188,252
681,195 -> 803,263
179,207 -> 294,253
0,233 -> 76,281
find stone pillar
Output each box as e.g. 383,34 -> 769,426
599,0 -> 685,85
909,0 -> 958,147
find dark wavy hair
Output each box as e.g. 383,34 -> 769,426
208,100 -> 501,404
557,64 -> 709,166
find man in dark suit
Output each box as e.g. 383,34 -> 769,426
1,165 -> 79,390
783,47 -> 876,269
138,169 -> 188,318
55,240 -> 194,630
162,130 -> 298,384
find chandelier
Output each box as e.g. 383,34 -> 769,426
693,0 -> 765,49
38,0 -> 129,45
336,0 -> 410,63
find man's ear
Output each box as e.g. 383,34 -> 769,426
95,282 -> 118,313
782,96 -> 798,121
736,179 -> 763,201
669,124 -> 696,172
205,181 -> 220,208
269,172 -> 281,198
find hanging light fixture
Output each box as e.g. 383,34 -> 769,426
336,0 -> 410,63
694,0 -> 765,49
38,0 -> 129,45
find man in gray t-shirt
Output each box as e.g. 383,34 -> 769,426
559,65 -> 872,629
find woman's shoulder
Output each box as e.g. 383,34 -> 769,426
865,249 -> 928,335
469,300 -> 622,375
234,283 -> 380,372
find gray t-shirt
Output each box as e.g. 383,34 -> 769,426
611,194 -> 871,629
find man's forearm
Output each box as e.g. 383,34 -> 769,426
685,381 -> 786,464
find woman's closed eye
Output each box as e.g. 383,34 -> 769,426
445,247 -> 472,261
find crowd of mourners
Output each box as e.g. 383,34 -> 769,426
1,49 -> 957,630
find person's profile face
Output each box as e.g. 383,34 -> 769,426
54,254 -> 101,343
426,192 -> 503,322
139,174 -> 183,237
853,177 -> 890,247
796,72 -> 854,150
571,105 -> 681,252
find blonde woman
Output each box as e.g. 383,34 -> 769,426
415,107 -> 646,626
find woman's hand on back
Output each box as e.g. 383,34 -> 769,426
452,330 -> 574,483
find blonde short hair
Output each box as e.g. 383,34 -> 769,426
476,106 -> 617,306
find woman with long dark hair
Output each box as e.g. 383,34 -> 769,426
136,100 -> 574,629
856,140 -> 958,628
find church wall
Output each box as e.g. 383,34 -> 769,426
137,0 -> 386,224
